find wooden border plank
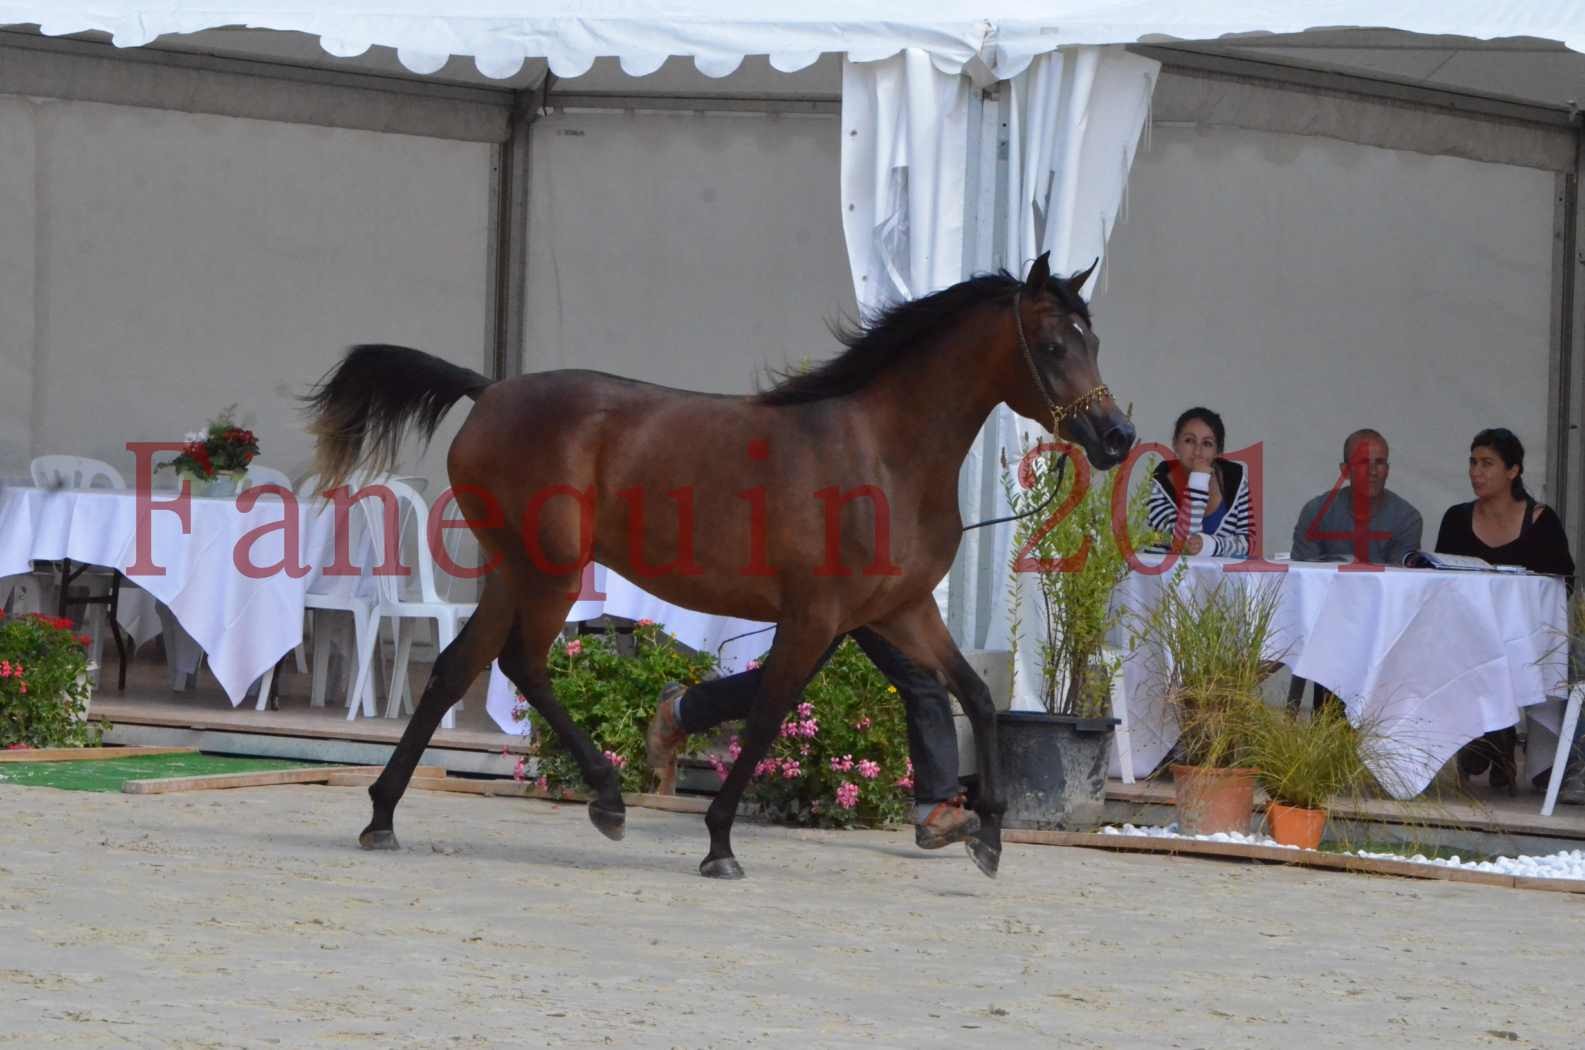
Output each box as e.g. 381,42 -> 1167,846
122,765 -> 446,795
0,746 -> 198,764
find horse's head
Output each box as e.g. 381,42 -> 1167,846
1003,252 -> 1134,470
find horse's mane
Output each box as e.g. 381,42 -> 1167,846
753,269 -> 1090,406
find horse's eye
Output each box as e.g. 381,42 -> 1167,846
1041,341 -> 1064,356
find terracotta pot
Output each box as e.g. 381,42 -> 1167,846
1267,802 -> 1327,850
1171,764 -> 1257,836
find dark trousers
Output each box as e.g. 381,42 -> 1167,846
1287,675 -> 1343,718
676,626 -> 962,804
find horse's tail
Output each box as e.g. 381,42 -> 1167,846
302,344 -> 493,492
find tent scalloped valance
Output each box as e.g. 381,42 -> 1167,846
6,4 -> 1585,82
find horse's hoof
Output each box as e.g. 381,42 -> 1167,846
965,836 -> 1000,879
699,856 -> 745,880
359,827 -> 400,851
588,801 -> 626,841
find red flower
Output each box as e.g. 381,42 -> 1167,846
4,743 -> 29,751
76,634 -> 93,647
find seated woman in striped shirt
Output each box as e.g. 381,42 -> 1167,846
1147,406 -> 1253,558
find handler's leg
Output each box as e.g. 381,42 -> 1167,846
647,639 -> 842,793
850,627 -> 978,849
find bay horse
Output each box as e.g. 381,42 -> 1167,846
303,251 -> 1134,879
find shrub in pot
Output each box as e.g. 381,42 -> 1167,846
999,436 -> 1160,831
1135,573 -> 1282,835
1249,703 -> 1375,849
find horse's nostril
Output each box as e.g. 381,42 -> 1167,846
1103,423 -> 1135,456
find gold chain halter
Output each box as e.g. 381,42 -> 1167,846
1012,289 -> 1112,433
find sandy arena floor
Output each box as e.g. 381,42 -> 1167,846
0,781 -> 1580,1049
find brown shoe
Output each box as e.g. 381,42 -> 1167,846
646,682 -> 689,795
914,795 -> 982,849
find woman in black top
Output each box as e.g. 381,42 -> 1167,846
1435,428 -> 1576,791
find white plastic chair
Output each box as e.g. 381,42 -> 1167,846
1541,682 -> 1584,817
253,474 -> 381,717
29,455 -> 126,490
357,478 -> 477,730
241,464 -> 295,493
26,455 -> 129,690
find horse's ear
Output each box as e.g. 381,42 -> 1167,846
1067,258 -> 1099,297
1024,251 -> 1051,292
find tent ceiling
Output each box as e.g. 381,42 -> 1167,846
1218,29 -> 1585,110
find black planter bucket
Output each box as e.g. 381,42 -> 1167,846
994,710 -> 1120,831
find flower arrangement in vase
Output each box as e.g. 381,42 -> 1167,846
160,405 -> 259,496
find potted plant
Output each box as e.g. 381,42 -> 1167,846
1134,572 -> 1281,835
998,436 -> 1160,831
158,405 -> 260,497
1247,703 -> 1374,849
0,611 -> 106,749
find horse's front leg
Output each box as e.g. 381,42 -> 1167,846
936,648 -> 1003,877
700,621 -> 838,879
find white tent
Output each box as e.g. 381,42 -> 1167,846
3,6 -> 1584,730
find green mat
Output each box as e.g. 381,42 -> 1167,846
0,753 -> 321,793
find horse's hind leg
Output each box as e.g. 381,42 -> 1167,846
495,584 -> 627,841
359,575 -> 515,850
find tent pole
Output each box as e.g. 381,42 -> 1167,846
487,82 -> 544,380
1563,118 -> 1585,555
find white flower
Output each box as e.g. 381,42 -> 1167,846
184,431 -> 205,443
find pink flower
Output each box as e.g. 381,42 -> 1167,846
17,683 -> 25,695
829,754 -> 854,773
798,719 -> 819,739
779,720 -> 798,738
895,777 -> 914,792
603,749 -> 626,769
799,744 -> 811,757
727,736 -> 742,761
511,701 -> 529,722
857,759 -> 880,780
746,659 -> 761,671
512,757 -> 527,782
780,759 -> 802,779
535,775 -> 549,791
753,758 -> 778,779
854,716 -> 872,731
565,639 -> 583,657
709,757 -> 730,783
835,781 -> 860,809
0,660 -> 9,678
637,618 -> 656,627
796,701 -> 814,719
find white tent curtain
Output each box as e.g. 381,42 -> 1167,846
987,49 -> 1160,711
839,45 -> 1159,707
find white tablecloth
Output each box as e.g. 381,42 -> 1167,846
484,563 -> 774,735
1111,556 -> 1569,798
0,484 -> 342,704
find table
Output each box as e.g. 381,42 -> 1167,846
0,484 -> 343,704
483,563 -> 775,735
1108,556 -> 1569,799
